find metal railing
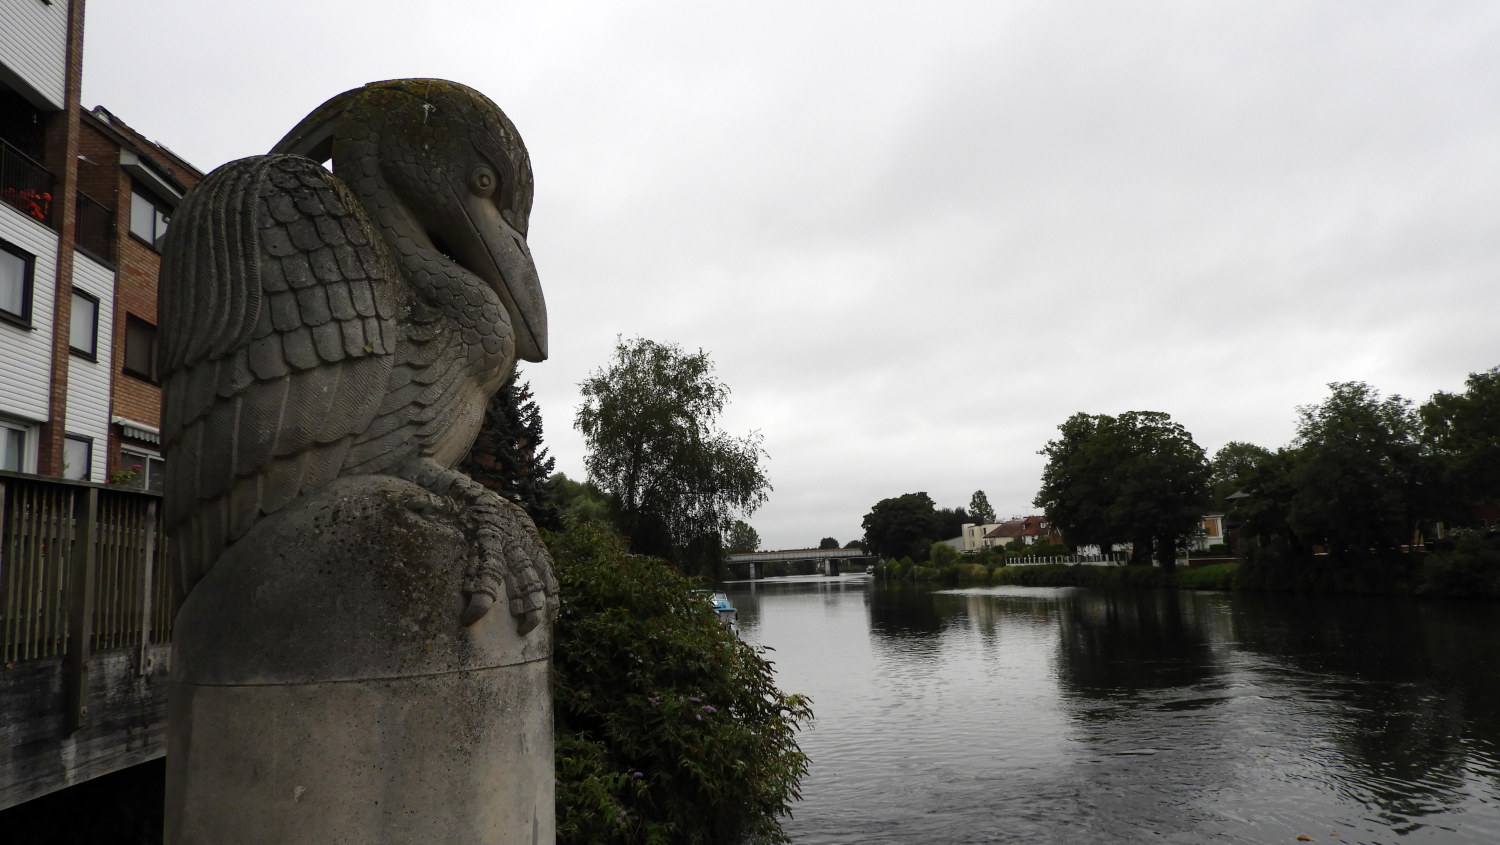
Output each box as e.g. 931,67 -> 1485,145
0,472 -> 171,668
1007,552 -> 1129,566
74,192 -> 115,265
0,137 -> 56,226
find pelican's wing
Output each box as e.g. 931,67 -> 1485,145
159,154 -> 401,599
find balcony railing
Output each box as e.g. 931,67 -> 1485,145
0,137 -> 56,226
74,192 -> 115,265
0,472 -> 172,669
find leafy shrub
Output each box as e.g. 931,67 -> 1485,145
911,564 -> 949,582
1417,530 -> 1500,598
549,523 -> 812,844
1237,545 -> 1419,595
990,563 -> 1174,589
928,541 -> 960,567
955,563 -> 990,582
878,557 -> 916,580
1175,562 -> 1239,591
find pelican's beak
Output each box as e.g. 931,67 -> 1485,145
455,195 -> 548,362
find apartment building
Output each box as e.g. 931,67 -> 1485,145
0,0 -> 200,486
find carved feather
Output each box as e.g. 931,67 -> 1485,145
160,155 -> 400,597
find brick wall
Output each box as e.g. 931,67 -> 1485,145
82,113 -> 201,475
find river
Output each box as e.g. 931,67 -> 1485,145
727,575 -> 1500,844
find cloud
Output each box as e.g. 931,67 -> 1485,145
84,0 -> 1500,550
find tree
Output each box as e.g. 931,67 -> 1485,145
842,539 -> 866,551
549,472 -> 617,530
1208,441 -> 1272,507
550,523 -> 810,844
968,490 -> 996,525
461,371 -> 561,530
1422,367 -> 1500,521
728,520 -> 761,554
1234,446 -> 1307,557
575,337 -> 771,572
861,492 -> 938,561
1286,382 -> 1425,558
818,537 -> 839,550
1034,411 -> 1210,568
933,506 -> 970,542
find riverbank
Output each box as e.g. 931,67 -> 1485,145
883,560 -> 1239,591
879,538 -> 1500,599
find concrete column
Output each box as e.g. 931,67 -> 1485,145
167,477 -> 553,845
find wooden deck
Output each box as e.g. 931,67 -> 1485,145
0,472 -> 171,810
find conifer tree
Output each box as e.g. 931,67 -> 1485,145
462,371 -> 562,530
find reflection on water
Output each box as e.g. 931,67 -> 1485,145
728,576 -> 1500,843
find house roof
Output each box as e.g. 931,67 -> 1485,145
984,516 -> 1049,539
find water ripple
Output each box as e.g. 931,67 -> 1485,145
733,580 -> 1500,843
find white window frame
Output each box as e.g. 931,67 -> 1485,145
63,433 -> 92,481
0,418 -> 38,473
119,446 -> 165,493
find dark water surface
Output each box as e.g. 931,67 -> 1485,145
727,576 -> 1500,844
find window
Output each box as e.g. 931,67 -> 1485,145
119,447 -> 164,494
129,187 -> 170,249
0,419 -> 34,473
70,289 -> 99,358
63,434 -> 91,481
123,315 -> 158,381
0,238 -> 33,327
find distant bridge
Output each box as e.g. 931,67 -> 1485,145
725,547 -> 876,578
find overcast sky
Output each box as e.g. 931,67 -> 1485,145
84,1 -> 1500,551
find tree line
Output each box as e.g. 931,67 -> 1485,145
859,489 -> 1018,563
1030,369 -> 1500,582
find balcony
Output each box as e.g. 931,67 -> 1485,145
74,192 -> 114,265
0,137 -> 56,226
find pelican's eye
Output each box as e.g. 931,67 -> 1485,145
469,166 -> 497,198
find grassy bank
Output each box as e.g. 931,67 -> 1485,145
875,534 -> 1500,599
878,559 -> 1240,590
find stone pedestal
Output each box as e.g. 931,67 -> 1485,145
166,476 -> 553,845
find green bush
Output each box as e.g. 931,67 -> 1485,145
929,541 -> 960,567
955,563 -> 990,583
990,563 -> 1174,590
912,564 -> 949,582
549,524 -> 812,844
1175,562 -> 1239,590
878,556 -> 916,580
1236,545 -> 1420,595
1417,531 -> 1500,598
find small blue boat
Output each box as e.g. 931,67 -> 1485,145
693,589 -> 737,626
